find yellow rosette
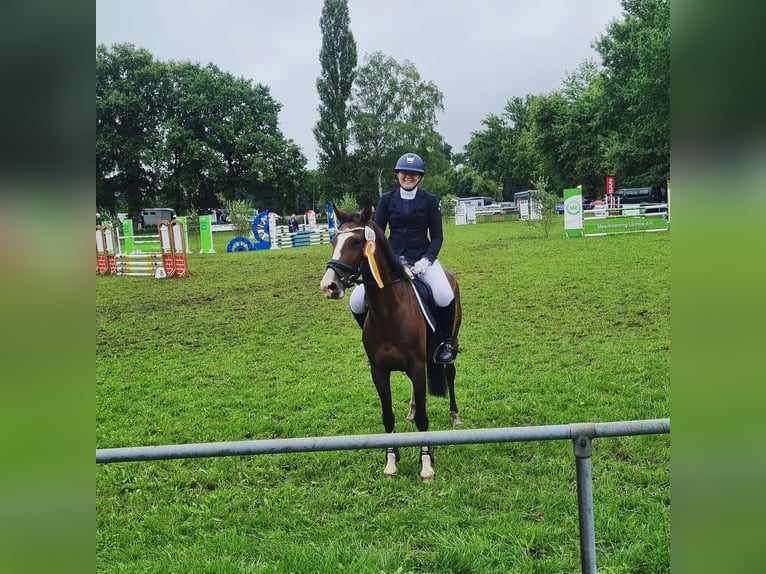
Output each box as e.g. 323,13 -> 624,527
363,240 -> 384,288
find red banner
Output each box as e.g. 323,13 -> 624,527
606,176 -> 615,195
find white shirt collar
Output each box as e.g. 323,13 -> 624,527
399,187 -> 418,200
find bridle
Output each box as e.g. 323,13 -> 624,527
325,226 -> 366,290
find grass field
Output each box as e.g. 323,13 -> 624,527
97,217 -> 670,573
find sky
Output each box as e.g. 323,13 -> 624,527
96,0 -> 624,169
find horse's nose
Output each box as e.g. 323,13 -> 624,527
320,269 -> 344,299
323,282 -> 340,298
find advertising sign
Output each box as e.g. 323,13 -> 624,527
563,188 -> 583,237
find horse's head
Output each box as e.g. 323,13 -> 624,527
320,205 -> 375,299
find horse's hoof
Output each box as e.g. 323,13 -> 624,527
419,451 -> 435,482
383,452 -> 398,477
450,413 -> 462,426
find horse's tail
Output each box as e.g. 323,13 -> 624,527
426,359 -> 447,397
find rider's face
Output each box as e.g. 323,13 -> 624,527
397,170 -> 422,191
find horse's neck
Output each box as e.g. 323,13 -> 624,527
364,260 -> 412,307
364,242 -> 405,288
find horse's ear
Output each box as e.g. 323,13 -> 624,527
361,204 -> 374,222
333,204 -> 348,222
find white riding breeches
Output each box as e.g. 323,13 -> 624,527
349,258 -> 454,313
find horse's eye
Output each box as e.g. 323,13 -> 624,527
349,237 -> 363,247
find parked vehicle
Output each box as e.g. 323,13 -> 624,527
478,203 -> 503,214
141,208 -> 176,228
513,190 -> 536,206
209,208 -> 229,224
614,186 -> 667,204
456,196 -> 497,210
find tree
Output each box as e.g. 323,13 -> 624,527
160,61 -> 306,215
529,175 -> 559,239
158,62 -> 227,215
440,193 -> 458,220
97,44 -> 308,222
96,43 -> 165,229
525,92 -> 569,191
349,52 -> 444,196
464,1 -> 668,199
225,198 -> 256,241
313,0 -> 357,188
465,114 -> 507,184
595,0 -> 670,186
557,61 -> 608,195
467,97 -> 539,197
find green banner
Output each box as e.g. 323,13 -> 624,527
583,214 -> 669,235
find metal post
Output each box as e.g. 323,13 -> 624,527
573,426 -> 597,574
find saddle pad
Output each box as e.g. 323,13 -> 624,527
412,278 -> 436,333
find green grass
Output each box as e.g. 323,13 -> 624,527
97,217 -> 669,573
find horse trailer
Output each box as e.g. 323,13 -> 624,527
141,208 -> 176,228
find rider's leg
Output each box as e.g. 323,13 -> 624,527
432,299 -> 457,363
353,311 -> 367,329
349,284 -> 368,329
420,261 -> 457,364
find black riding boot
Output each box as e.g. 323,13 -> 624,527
352,310 -> 368,329
432,300 -> 457,364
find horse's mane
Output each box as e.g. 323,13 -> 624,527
343,211 -> 408,281
367,219 -> 408,280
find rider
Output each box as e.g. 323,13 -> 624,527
348,152 -> 457,364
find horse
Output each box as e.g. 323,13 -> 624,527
319,205 -> 462,481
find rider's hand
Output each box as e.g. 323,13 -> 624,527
411,257 -> 431,276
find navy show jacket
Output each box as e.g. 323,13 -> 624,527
373,188 -> 444,265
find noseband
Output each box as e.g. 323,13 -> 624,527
325,226 -> 366,289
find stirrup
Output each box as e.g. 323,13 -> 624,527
433,342 -> 456,364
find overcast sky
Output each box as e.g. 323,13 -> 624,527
96,0 -> 624,169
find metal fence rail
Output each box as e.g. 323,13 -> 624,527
97,418 -> 670,574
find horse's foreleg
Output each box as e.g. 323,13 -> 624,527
372,367 -> 397,477
445,363 -> 461,426
406,365 -> 435,482
411,385 -> 428,432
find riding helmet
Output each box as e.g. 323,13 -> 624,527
394,153 -> 425,174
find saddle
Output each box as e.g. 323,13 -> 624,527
411,277 -> 437,333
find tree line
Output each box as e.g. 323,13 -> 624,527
96,0 -> 668,226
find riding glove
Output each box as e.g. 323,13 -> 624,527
411,257 -> 431,276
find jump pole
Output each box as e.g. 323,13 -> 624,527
97,220 -> 190,278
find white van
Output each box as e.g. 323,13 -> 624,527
457,196 -> 502,214
141,208 -> 176,228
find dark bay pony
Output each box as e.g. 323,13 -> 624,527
320,206 -> 462,481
